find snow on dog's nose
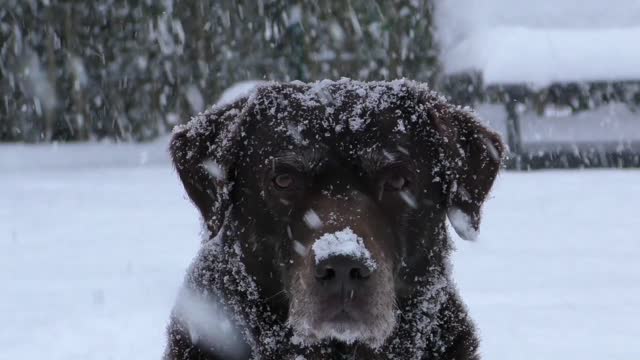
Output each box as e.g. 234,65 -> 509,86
311,228 -> 378,306
311,227 -> 377,270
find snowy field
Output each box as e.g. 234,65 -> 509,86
1,142 -> 639,360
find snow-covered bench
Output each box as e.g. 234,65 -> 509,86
440,25 -> 640,169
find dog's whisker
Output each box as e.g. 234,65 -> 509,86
264,289 -> 288,301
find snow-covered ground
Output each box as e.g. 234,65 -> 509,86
1,142 -> 639,360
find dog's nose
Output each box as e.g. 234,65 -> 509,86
314,255 -> 372,283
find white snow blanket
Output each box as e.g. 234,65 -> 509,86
1,142 -> 639,359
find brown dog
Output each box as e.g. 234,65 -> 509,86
164,79 -> 504,360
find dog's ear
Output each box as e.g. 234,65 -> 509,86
428,100 -> 505,241
170,100 -> 248,237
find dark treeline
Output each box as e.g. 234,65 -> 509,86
0,0 -> 437,142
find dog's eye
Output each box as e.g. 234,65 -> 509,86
384,175 -> 408,191
273,174 -> 295,190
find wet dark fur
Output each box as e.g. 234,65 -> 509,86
164,80 -> 504,360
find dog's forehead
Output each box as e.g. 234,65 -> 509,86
246,80 -> 419,160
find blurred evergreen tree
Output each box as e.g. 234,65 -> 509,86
0,0 -> 438,142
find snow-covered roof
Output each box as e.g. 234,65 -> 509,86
436,0 -> 640,86
442,27 -> 640,86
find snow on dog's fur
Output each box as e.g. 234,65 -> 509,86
164,79 -> 504,360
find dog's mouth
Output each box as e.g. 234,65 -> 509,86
318,308 -> 360,334
298,305 -> 393,347
286,225 -> 398,348
322,305 -> 363,326
287,266 -> 397,348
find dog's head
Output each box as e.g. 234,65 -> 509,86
171,80 -> 503,350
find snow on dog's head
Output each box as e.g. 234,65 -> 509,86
167,79 -> 505,358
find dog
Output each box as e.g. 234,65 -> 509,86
164,79 -> 504,360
